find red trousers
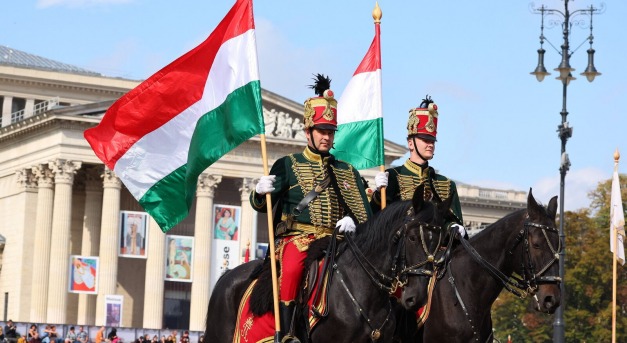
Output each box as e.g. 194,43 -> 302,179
278,235 -> 312,302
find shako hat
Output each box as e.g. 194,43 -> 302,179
407,95 -> 438,141
303,74 -> 338,131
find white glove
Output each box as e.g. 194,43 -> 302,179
336,216 -> 356,233
255,175 -> 276,195
374,171 -> 389,190
451,224 -> 466,237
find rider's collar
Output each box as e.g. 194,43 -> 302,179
404,159 -> 429,177
304,146 -> 331,164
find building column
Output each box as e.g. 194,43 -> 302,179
189,174 -> 222,331
238,178 -> 256,261
24,98 -> 35,118
46,160 -> 82,323
142,216 -> 167,329
95,167 -> 122,326
30,164 -> 55,322
1,95 -> 12,127
15,168 -> 39,320
77,166 -> 104,325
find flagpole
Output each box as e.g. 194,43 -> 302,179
373,2 -> 387,210
611,149 -> 620,343
259,134 -> 282,341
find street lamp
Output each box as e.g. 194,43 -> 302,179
530,1 -> 603,342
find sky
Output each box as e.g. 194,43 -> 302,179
1,0 -> 625,211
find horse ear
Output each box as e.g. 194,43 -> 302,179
527,188 -> 541,217
547,196 -> 558,220
412,184 -> 425,211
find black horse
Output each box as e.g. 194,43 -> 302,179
400,189 -> 561,343
204,185 -> 453,343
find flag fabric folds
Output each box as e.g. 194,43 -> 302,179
610,160 -> 625,265
332,23 -> 384,170
84,0 -> 263,232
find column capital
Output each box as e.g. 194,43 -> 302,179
102,167 -> 122,189
49,159 -> 82,184
16,168 -> 37,190
239,177 -> 257,200
32,163 -> 55,189
85,165 -> 105,192
197,174 -> 222,198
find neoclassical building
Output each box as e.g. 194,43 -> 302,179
0,45 -> 526,331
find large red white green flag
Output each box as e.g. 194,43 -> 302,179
332,22 -> 384,170
84,0 -> 263,232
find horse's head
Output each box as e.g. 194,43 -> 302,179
516,188 -> 561,313
395,184 -> 452,311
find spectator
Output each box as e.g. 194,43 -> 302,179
150,336 -> 157,343
48,326 -> 61,343
39,326 -> 50,343
134,336 -> 144,343
179,332 -> 188,343
164,336 -> 173,343
197,335 -> 203,343
159,336 -> 166,343
0,326 -> 5,342
106,329 -> 118,343
28,325 -> 40,343
64,327 -> 76,343
4,320 -> 18,343
94,327 -> 104,343
75,327 -> 87,343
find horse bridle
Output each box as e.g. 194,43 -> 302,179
509,220 -> 562,294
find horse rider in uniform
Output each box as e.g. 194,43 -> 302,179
250,74 -> 374,340
371,95 -> 466,238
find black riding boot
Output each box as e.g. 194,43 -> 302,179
279,301 -> 301,343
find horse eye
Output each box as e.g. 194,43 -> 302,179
532,243 -> 541,249
408,234 -> 417,242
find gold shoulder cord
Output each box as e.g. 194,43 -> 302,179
330,165 -> 369,224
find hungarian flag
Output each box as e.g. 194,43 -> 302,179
610,154 -> 625,265
332,21 -> 384,170
84,0 -> 263,232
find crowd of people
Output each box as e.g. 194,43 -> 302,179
0,322 -> 201,343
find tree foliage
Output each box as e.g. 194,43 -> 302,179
492,174 -> 627,342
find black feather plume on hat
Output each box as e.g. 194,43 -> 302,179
420,94 -> 434,108
309,74 -> 332,96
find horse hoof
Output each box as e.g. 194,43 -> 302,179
281,336 -> 301,343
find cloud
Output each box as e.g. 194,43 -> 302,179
36,0 -> 132,9
531,167 -> 608,211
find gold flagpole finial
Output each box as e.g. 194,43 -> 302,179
373,2 -> 382,24
614,148 -> 620,163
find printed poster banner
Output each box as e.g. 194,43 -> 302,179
68,255 -> 98,294
210,204 -> 243,290
105,294 -> 123,327
165,235 -> 194,282
119,211 -> 149,258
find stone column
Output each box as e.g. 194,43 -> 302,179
15,168 -> 39,319
24,98 -> 35,117
238,178 -> 256,262
77,166 -> 104,325
29,164 -> 55,322
1,95 -> 12,127
189,174 -> 222,331
95,167 -> 122,326
142,216 -> 167,328
46,160 -> 82,323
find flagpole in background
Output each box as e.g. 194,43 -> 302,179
610,148 -> 625,343
373,2 -> 387,209
259,134 -> 282,342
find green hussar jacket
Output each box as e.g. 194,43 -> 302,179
250,147 -> 372,234
371,159 -> 463,228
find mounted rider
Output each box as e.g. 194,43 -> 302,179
371,95 -> 466,237
250,74 -> 373,340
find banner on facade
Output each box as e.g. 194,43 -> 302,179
210,204 -> 242,290
165,235 -> 194,282
119,210 -> 149,258
68,255 -> 98,294
105,294 -> 123,327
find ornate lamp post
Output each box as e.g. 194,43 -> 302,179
530,1 -> 603,342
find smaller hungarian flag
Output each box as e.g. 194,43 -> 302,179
332,20 -> 384,170
610,151 -> 625,265
84,0 -> 263,232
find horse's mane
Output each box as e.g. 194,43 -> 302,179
351,200 -> 413,252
